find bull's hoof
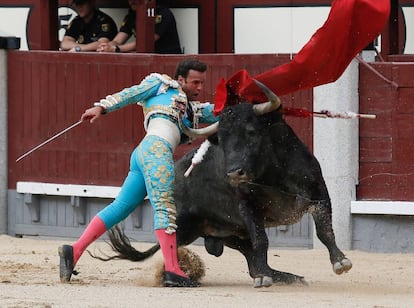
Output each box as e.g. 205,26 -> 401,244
333,258 -> 352,274
253,276 -> 273,288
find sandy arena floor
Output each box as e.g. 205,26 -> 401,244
0,234 -> 414,308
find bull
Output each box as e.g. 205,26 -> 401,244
102,81 -> 352,288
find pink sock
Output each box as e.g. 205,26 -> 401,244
155,229 -> 187,277
72,216 -> 107,265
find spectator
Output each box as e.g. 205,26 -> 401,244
97,0 -> 181,54
97,0 -> 137,53
154,0 -> 182,53
61,0 -> 117,52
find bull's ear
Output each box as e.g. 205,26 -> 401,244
207,133 -> 219,145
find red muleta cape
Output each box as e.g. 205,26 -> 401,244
213,0 -> 390,115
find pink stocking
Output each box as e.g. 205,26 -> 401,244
72,215 -> 107,265
155,229 -> 187,277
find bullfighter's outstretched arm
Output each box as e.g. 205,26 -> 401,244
94,73 -> 179,113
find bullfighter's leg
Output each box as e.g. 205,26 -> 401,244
311,200 -> 352,274
59,148 -> 147,283
137,136 -> 199,287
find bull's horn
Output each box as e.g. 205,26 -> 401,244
181,121 -> 219,139
252,79 -> 281,115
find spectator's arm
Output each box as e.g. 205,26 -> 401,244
118,40 -> 136,52
61,37 -> 107,52
98,32 -> 133,52
113,32 -> 129,45
60,36 -> 77,51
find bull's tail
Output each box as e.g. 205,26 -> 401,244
88,225 -> 160,262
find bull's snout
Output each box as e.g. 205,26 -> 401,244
226,168 -> 250,186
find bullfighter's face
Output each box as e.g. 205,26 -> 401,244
178,69 -> 206,101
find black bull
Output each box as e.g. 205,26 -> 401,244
105,102 -> 352,287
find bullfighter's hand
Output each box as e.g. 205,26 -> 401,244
81,106 -> 104,123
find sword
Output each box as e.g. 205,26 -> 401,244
16,120 -> 83,163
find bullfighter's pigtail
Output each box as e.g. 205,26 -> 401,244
184,139 -> 211,177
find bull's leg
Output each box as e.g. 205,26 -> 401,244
237,199 -> 305,287
238,199 -> 268,280
238,199 -> 269,287
311,201 -> 352,274
223,236 -> 305,287
175,216 -> 203,247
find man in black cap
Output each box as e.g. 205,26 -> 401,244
61,0 -> 117,52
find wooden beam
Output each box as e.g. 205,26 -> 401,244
25,0 -> 59,50
388,0 -> 399,55
136,0 -> 155,53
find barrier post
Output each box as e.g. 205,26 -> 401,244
0,36 -> 20,234
313,59 -> 359,250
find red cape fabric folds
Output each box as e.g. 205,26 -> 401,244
214,0 -> 390,115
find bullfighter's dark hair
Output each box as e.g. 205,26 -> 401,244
174,58 -> 207,79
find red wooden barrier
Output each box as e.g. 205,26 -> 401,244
358,62 -> 414,201
8,51 -> 414,200
8,51 -> 313,189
